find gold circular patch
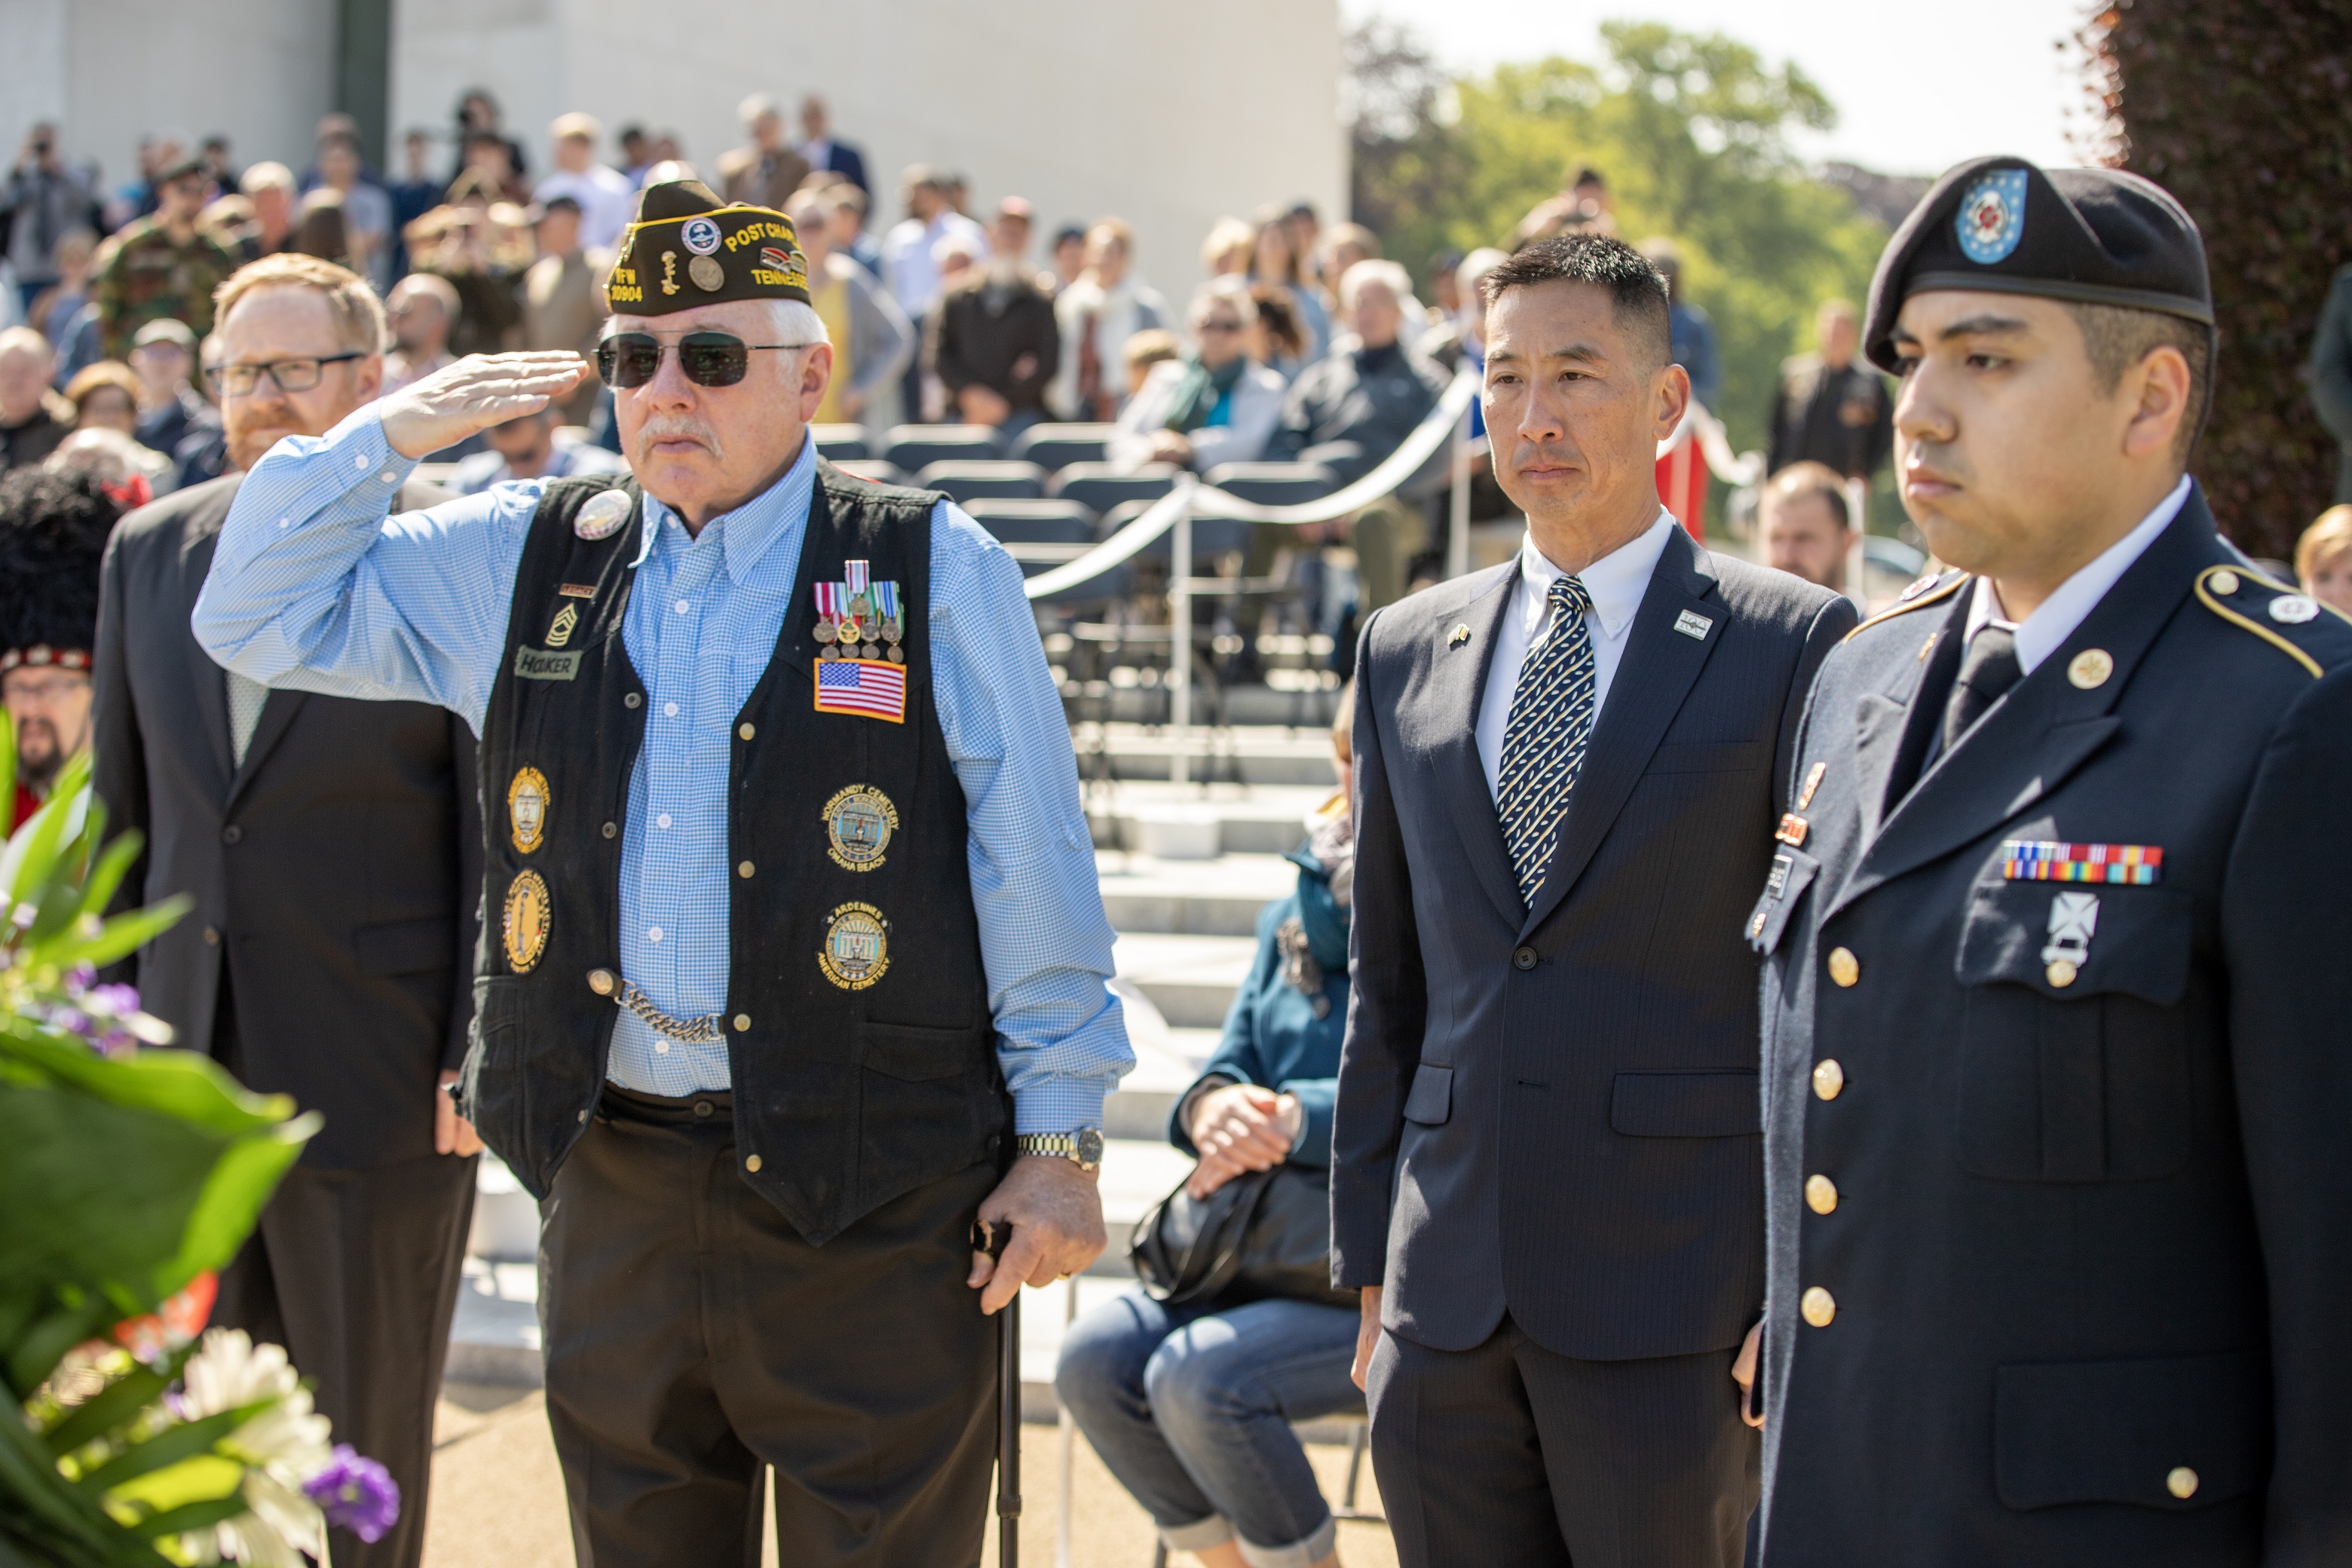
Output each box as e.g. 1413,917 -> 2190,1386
818,902 -> 889,990
822,785 -> 899,871
508,767 -> 550,854
689,254 -> 724,292
2067,648 -> 2114,690
503,870 -> 551,973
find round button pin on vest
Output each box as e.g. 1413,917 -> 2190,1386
2209,568 -> 2240,596
1812,1059 -> 1845,1101
1805,1174 -> 1839,1214
1800,1287 -> 1837,1328
1827,947 -> 1860,988
2067,648 -> 2113,689
2167,1466 -> 2199,1500
574,489 -> 631,541
2271,593 -> 2320,624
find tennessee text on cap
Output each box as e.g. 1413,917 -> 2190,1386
605,178 -> 809,314
1863,156 -> 2213,374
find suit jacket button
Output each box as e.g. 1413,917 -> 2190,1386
1512,946 -> 1538,971
1827,947 -> 1860,987
2166,1466 -> 2198,1499
1800,1286 -> 1836,1327
1812,1059 -> 1845,1101
203,926 -> 221,945
1805,1174 -> 1839,1214
745,1153 -> 763,1173
220,824 -> 243,845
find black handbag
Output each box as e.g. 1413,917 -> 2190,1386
1129,1162 -> 1357,1312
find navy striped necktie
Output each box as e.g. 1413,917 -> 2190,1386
1496,574 -> 1599,906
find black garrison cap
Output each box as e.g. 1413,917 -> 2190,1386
605,179 -> 809,315
1864,156 -> 2213,373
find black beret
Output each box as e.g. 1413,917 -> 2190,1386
605,179 -> 809,315
0,468 -> 123,667
1864,157 -> 2213,373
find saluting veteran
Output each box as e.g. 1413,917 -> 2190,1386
1747,158 -> 2352,1565
191,178 -> 1132,1565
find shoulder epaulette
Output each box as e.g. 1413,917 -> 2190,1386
1842,569 -> 1966,642
2191,562 -> 2350,678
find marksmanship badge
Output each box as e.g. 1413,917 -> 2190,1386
504,870 -> 551,972
1955,169 -> 2028,265
823,785 -> 898,871
508,767 -> 550,854
819,902 -> 890,989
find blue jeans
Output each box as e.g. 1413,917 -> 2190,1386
1055,1290 -> 1361,1568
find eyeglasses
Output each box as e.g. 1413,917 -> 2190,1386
595,332 -> 813,389
207,353 -> 366,398
1197,318 -> 1245,334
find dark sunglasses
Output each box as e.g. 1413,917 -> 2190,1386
595,332 -> 810,389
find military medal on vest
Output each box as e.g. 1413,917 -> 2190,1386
812,558 -> 907,721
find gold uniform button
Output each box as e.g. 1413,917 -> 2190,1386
587,968 -> 618,997
2210,568 -> 2240,596
2166,1466 -> 2199,1500
1800,1286 -> 1837,1328
737,861 -> 755,877
1805,1174 -> 1839,1214
1827,947 -> 1860,988
1812,1059 -> 1845,1101
738,722 -> 756,741
745,1154 -> 763,1173
2046,959 -> 2078,988
733,1014 -> 751,1032
2067,648 -> 2114,690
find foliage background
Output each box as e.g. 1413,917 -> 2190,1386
2087,2 -> 2352,560
1347,21 -> 1891,474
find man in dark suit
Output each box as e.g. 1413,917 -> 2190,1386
797,94 -> 868,194
1752,159 -> 2352,1566
1333,233 -> 1855,1567
716,94 -> 813,213
92,253 -> 479,1568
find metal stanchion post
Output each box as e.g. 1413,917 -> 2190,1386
1055,1276 -> 1078,1568
1168,489 -> 1193,787
999,1288 -> 1021,1565
1447,400 -> 1473,582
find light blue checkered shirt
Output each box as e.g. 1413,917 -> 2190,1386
193,409 -> 1130,1132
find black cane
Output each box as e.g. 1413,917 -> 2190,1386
977,1219 -> 1021,1565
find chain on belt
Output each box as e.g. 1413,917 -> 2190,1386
611,980 -> 724,1046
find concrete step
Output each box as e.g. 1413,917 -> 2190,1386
1073,724 -> 1342,786
1062,682 -> 1349,730
1086,780 -> 1332,858
1113,931 -> 1256,1028
1097,850 -> 1295,937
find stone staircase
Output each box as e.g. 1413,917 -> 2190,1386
449,722 -> 1339,1409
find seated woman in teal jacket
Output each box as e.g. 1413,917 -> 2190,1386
1056,697 -> 1361,1568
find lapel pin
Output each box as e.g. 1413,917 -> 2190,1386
1447,623 -> 1472,648
1796,761 -> 1827,810
1673,609 -> 1713,641
2066,648 -> 2114,689
2270,593 -> 2320,624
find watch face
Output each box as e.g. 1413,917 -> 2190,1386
1074,1129 -> 1105,1165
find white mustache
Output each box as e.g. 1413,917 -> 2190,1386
636,419 -> 721,455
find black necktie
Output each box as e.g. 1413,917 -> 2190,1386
1941,624 -> 2023,754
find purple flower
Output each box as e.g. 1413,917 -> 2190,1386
66,963 -> 96,994
51,1009 -> 90,1039
305,1446 -> 401,1543
85,984 -> 140,1016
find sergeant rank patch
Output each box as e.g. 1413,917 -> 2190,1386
2000,840 -> 2162,885
819,902 -> 890,990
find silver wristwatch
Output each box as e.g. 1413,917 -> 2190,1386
1015,1129 -> 1104,1172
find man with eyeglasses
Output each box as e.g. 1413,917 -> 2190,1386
193,179 -> 1132,1566
91,252 -> 479,1568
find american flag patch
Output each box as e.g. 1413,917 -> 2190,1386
2001,840 -> 2162,885
814,658 -> 906,722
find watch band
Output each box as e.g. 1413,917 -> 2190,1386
1015,1129 -> 1104,1170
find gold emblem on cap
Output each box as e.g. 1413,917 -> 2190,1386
660,250 -> 679,296
688,254 -> 724,292
507,767 -> 550,855
503,870 -> 551,972
822,785 -> 898,872
2209,568 -> 2240,596
545,602 -> 580,648
818,902 -> 889,990
2067,648 -> 2113,689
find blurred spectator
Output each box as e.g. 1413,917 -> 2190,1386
1447,247 -> 1508,431
44,425 -> 163,507
171,332 -> 231,488
786,190 -> 912,428
718,95 -> 813,212
26,228 -> 98,349
827,183 -> 883,277
1122,330 -> 1182,397
287,191 -> 354,270
1282,202 -> 1322,295
1317,224 -> 1381,304
1051,219 -> 1170,421
1246,283 -> 1308,382
1202,218 -> 1255,279
617,125 -> 654,187
198,135 -> 238,191
391,130 -> 443,230
0,326 -> 71,472
406,194 -> 524,357
519,197 -> 610,426
1267,259 -> 1448,612
795,95 -> 868,194
2308,262 -> 2352,503
228,163 -> 298,262
882,166 -> 988,418
48,299 -> 103,388
945,173 -> 975,218
1767,299 -> 1892,481
1048,225 -> 1086,296
381,273 -> 461,395
313,133 -> 393,289
59,367 -> 173,495
1639,238 -> 1722,411
1516,167 -> 1618,248
929,223 -> 1058,436
534,113 -> 634,251
110,132 -> 188,231
452,89 -> 528,190
991,197 -> 1035,275
449,406 -> 624,494
2295,504 -> 2352,618
1424,247 -> 1465,337
127,319 -> 216,458
1757,460 -> 1853,593
196,194 -> 256,258
457,130 -> 528,207
1055,697 -> 1360,1568
1251,209 -> 1329,364
5,124 -> 100,314
1111,278 -> 1285,474
92,156 -> 238,360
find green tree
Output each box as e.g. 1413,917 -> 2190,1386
1351,21 -> 1893,469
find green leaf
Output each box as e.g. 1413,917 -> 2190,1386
41,1343 -> 198,1459
28,899 -> 192,975
97,1453 -> 243,1517
122,1490 -> 253,1541
73,1402 -> 269,1496
73,830 -> 145,928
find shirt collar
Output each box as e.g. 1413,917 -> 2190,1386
1965,475 -> 2191,675
1518,510 -> 1677,641
632,431 -> 816,588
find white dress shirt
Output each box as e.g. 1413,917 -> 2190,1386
1962,475 -> 2192,672
1475,510 -> 1679,800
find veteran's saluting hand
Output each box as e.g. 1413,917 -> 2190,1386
378,351 -> 590,460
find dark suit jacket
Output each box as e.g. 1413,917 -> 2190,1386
716,145 -> 813,213
92,473 -> 481,1170
1754,492 -> 2352,1565
813,139 -> 868,194
1333,525 -> 1854,1360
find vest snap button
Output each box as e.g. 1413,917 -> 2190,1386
623,692 -> 642,709
745,1153 -> 763,1173
733,1014 -> 751,1032
737,861 -> 754,877
602,822 -> 617,839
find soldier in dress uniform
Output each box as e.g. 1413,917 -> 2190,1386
191,179 -> 1131,1565
1739,157 -> 2352,1565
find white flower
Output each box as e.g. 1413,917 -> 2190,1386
179,1331 -> 296,1418
171,1329 -> 334,1564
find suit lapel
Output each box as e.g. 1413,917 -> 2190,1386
225,689 -> 308,808
1428,566 -> 1524,928
1521,528 -> 1723,939
1851,587 -> 1968,844
177,516 -> 239,792
1828,492 -> 2227,920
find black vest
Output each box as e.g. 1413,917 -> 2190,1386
462,464 -> 1008,1243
